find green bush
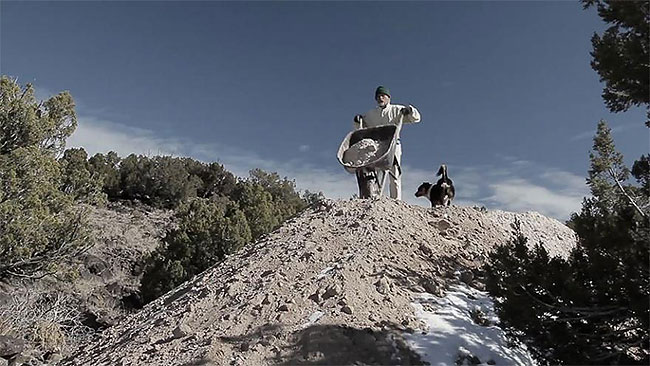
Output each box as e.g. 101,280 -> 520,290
59,147 -> 106,204
248,168 -> 307,220
140,198 -> 251,303
115,155 -> 234,208
183,159 -> 237,199
0,76 -> 90,279
88,151 -> 121,198
0,77 -> 76,156
145,156 -> 202,208
232,181 -> 280,239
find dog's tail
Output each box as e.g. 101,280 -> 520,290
436,164 -> 448,180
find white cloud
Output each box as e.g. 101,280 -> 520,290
484,178 -> 583,220
570,129 -> 597,142
67,116 -> 182,157
299,145 -> 310,152
570,123 -> 641,141
539,169 -> 588,197
67,115 -> 589,220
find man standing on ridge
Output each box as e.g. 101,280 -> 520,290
353,86 -> 421,200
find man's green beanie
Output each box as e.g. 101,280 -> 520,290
375,86 -> 391,98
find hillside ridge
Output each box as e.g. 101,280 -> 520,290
63,198 -> 576,365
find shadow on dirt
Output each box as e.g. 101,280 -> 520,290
220,322 -> 425,365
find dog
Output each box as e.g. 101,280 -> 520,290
415,164 -> 455,207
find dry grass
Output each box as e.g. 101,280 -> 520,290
34,320 -> 66,352
0,289 -> 93,354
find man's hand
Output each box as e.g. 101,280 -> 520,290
354,114 -> 363,124
401,106 -> 412,116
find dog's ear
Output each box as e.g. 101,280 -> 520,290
415,182 -> 430,196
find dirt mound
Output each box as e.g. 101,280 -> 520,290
63,198 -> 576,366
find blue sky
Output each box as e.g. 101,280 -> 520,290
1,1 -> 647,220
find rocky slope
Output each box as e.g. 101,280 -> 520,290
62,198 -> 576,366
74,202 -> 173,325
0,203 -> 172,365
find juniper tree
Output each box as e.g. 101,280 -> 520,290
248,168 -> 308,220
0,76 -> 76,155
139,198 -> 251,303
88,151 -> 121,199
232,180 -> 280,240
59,147 -> 106,204
183,159 -> 236,199
0,76 -> 90,279
485,121 -> 649,365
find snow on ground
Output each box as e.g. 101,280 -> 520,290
406,282 -> 536,366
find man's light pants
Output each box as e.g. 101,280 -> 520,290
379,143 -> 402,200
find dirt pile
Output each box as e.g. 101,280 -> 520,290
63,198 -> 576,366
342,139 -> 390,167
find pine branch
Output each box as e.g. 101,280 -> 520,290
608,167 -> 646,217
518,284 -> 626,315
545,308 -> 629,323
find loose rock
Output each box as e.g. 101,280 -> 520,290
172,323 -> 191,339
460,271 -> 474,285
0,336 -> 25,359
321,284 -> 340,300
375,278 -> 390,294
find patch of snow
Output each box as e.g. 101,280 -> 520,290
405,283 -> 536,366
302,311 -> 325,328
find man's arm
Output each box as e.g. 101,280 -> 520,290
400,104 -> 421,124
